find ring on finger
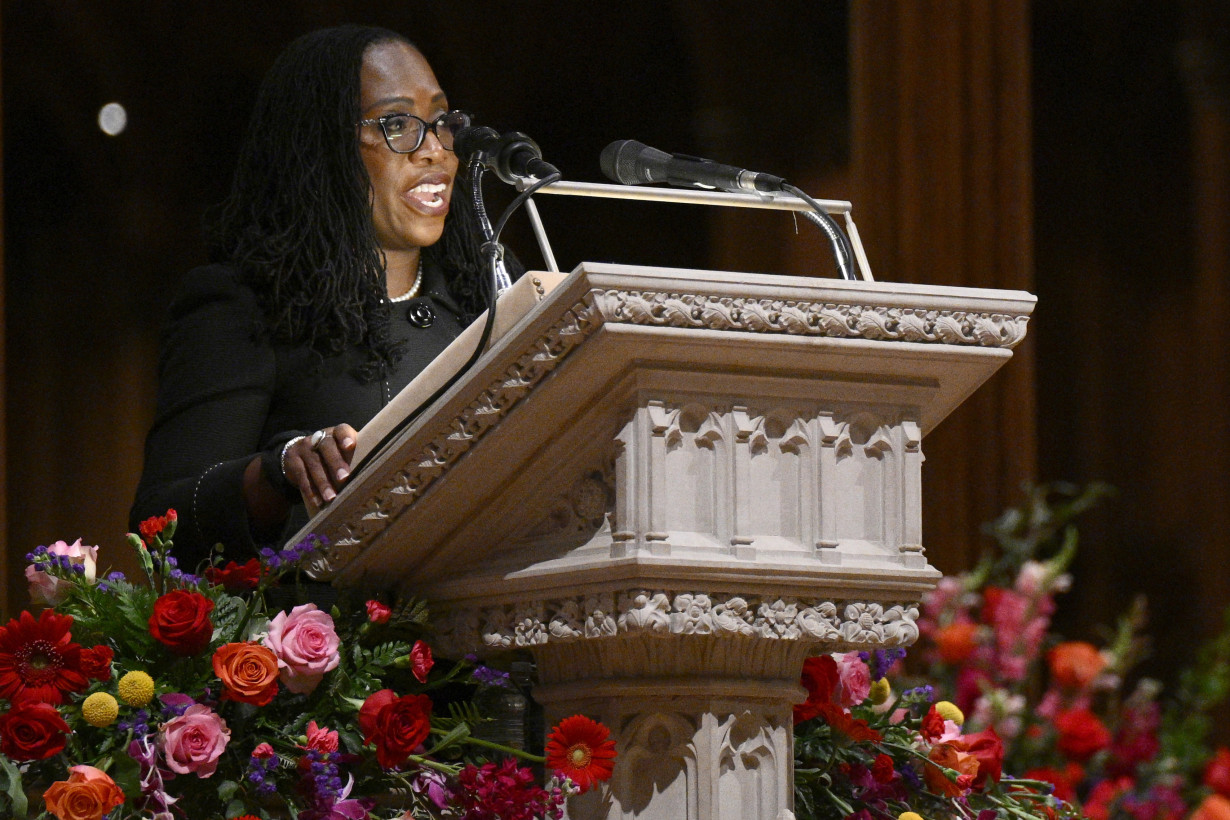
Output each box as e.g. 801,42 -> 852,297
309,429 -> 329,450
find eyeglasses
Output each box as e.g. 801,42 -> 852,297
357,110 -> 471,154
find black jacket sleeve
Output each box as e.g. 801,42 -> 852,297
130,265 -> 283,570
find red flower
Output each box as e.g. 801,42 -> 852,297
794,655 -> 841,723
149,590 -> 215,656
409,640 -> 434,684
921,705 -> 946,741
545,714 -> 617,793
358,688 -> 432,769
0,609 -> 89,704
139,509 -> 177,544
365,600 -> 392,624
871,753 -> 896,784
205,559 -> 265,592
1022,763 -> 1084,803
1193,795 -> 1230,820
1084,776 -> 1134,820
818,702 -> 882,742
0,699 -> 71,760
79,645 -> 113,682
960,727 -> 1004,789
924,742 -> 979,797
934,620 -> 979,664
456,758 -> 563,820
1207,748 -> 1230,797
1055,707 -> 1112,761
1048,641 -> 1107,690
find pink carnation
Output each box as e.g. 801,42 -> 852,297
26,539 -> 99,606
159,705 -> 230,777
835,652 -> 872,707
262,604 -> 340,694
302,720 -> 339,753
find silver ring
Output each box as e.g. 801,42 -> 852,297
309,429 -> 328,450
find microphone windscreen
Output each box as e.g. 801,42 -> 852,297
600,140 -> 671,185
454,126 -> 501,162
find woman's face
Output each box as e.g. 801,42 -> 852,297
358,40 -> 458,255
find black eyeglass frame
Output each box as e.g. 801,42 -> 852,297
356,110 -> 472,154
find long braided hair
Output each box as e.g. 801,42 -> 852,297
206,25 -> 494,382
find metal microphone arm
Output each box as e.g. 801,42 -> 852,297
514,179 -> 875,281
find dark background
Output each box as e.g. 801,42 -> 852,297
3,1 -> 1228,738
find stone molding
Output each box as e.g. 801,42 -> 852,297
305,281 -> 1030,580
595,288 -> 1031,349
432,589 -> 921,655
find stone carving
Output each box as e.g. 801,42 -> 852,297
432,590 -> 921,656
595,290 -> 1031,349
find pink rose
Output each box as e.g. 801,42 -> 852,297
26,539 -> 99,606
834,652 -> 872,707
159,705 -> 230,777
263,604 -> 340,694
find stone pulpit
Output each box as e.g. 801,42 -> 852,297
296,262 -> 1034,820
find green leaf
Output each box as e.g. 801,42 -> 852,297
216,779 -> 240,803
0,754 -> 29,819
111,750 -> 143,798
423,721 -> 470,755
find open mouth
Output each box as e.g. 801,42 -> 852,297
405,180 -> 449,213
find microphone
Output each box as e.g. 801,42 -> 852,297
455,126 -> 558,184
600,140 -> 786,194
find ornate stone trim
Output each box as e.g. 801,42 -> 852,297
595,289 -> 1030,349
432,590 -> 921,653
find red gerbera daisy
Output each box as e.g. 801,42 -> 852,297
0,609 -> 89,705
545,714 -> 617,793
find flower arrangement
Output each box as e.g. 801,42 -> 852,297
793,484 -> 1230,820
0,511 -> 617,820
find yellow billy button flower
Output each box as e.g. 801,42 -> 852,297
934,700 -> 965,725
82,691 -> 120,727
117,670 -> 156,706
869,678 -> 892,705
899,812 -> 924,820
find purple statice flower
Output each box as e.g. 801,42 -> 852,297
472,665 -> 512,687
159,693 -> 195,719
900,685 -> 935,705
858,647 -> 907,681
246,751 -> 281,797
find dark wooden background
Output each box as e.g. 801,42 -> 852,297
3,1 -> 1228,735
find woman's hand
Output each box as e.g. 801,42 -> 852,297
282,424 -> 359,507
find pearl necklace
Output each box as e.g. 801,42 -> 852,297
388,258 -> 423,303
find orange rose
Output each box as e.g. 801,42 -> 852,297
1193,795 -> 1230,820
1048,641 -> 1106,690
934,621 -> 979,664
43,765 -> 125,820
924,742 -> 980,797
212,642 -> 280,706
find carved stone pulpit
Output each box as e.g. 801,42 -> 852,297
296,263 -> 1034,820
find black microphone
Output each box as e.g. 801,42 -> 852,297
600,140 -> 786,194
455,126 -> 558,184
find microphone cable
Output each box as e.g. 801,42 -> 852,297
782,183 -> 857,281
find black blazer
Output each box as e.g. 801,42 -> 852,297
130,263 -> 466,570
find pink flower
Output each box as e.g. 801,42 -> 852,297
409,640 -> 434,684
26,539 -> 98,605
159,704 -> 230,777
366,600 -> 392,624
251,742 -> 275,759
262,604 -> 340,695
302,720 -> 339,753
834,652 -> 871,707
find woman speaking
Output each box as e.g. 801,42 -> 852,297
131,25 -> 511,569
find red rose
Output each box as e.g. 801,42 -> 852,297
961,727 -> 1004,789
358,688 -> 432,769
204,559 -> 265,592
80,645 -> 114,681
0,699 -> 71,761
409,640 -> 433,684
149,590 -> 215,656
793,655 -> 841,724
1206,748 -> 1230,797
1055,707 -> 1112,761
